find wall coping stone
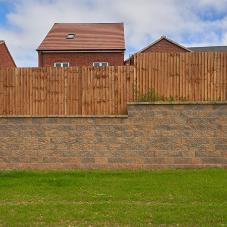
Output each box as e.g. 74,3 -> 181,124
128,101 -> 227,105
1,102 -> 226,118
0,115 -> 128,118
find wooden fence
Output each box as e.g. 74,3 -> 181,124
134,52 -> 227,101
0,66 -> 134,115
1,52 -> 227,115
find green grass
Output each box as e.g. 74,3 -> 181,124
0,169 -> 227,226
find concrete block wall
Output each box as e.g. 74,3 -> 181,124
0,102 -> 227,170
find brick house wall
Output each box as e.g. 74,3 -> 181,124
38,52 -> 124,67
1,102 -> 227,170
142,39 -> 190,53
125,39 -> 189,65
0,42 -> 16,68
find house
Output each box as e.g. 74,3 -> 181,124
36,23 -> 125,67
125,36 -> 191,65
125,36 -> 227,65
0,40 -> 16,67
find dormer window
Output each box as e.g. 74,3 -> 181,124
66,34 -> 75,39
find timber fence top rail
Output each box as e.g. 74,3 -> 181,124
0,115 -> 128,118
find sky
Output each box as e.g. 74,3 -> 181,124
1,0 -> 227,67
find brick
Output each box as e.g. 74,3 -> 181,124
182,151 -> 195,157
95,157 -> 108,164
215,145 -> 227,150
208,110 -> 227,117
174,144 -> 188,151
153,111 -> 167,117
4,157 -> 20,163
44,129 -> 70,137
144,157 -> 162,164
180,110 -> 194,118
95,144 -> 109,150
153,143 -> 174,150
211,138 -> 227,144
124,150 -> 138,157
155,150 -> 170,157
8,118 -> 32,125
169,151 -> 182,157
134,130 -> 147,137
174,158 -> 191,164
174,117 -> 187,124
163,158 -> 175,164
108,157 -> 122,163
195,151 -> 207,157
134,118 -> 148,124
121,158 -> 134,164
189,158 -> 202,164
11,150 -> 25,157
96,118 -> 110,125
68,158 -> 82,164
167,111 -> 181,117
94,150 -> 115,157
147,130 -> 162,137
137,151 -> 155,157
0,130 -> 19,137
182,137 -> 210,145
208,151 -> 223,157
19,157 -> 31,163
37,150 -> 51,157
202,158 -> 227,164
43,157 -> 56,163
24,150 -> 38,157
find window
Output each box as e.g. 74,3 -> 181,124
93,62 -> 108,66
66,34 -> 75,39
54,62 -> 69,67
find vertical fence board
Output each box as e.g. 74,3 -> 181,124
213,52 -> 217,100
224,52 -> 227,100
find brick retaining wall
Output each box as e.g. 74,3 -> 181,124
1,102 -> 227,170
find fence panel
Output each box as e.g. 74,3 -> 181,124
0,52 -> 227,116
0,66 -> 134,115
134,52 -> 227,101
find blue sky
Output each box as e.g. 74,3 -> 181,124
1,0 -> 227,67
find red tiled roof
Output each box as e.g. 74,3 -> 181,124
37,23 -> 125,51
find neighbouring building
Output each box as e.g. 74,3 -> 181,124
0,40 -> 16,67
125,36 -> 227,65
37,23 -> 125,67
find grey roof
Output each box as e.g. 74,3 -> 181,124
188,46 -> 227,52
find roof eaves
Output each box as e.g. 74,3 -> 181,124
36,48 -> 126,51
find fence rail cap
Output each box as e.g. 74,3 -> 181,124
0,115 -> 128,118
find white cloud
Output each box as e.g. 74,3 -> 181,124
1,0 -> 227,66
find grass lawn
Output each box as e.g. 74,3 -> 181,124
0,169 -> 227,227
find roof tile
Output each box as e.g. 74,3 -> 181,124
37,23 -> 125,51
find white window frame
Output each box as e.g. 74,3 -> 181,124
93,62 -> 108,66
54,62 -> 69,67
